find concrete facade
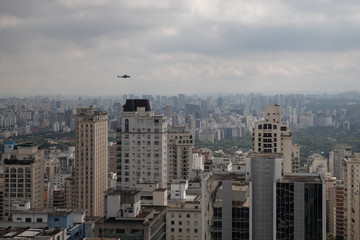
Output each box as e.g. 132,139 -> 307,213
246,153 -> 282,240
167,126 -> 194,181
1,144 -> 45,219
75,107 -> 108,217
117,99 -> 167,188
253,105 -> 296,174
343,153 -> 360,240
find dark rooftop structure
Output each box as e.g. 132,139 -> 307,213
123,99 -> 151,112
281,173 -> 323,183
14,142 -> 39,149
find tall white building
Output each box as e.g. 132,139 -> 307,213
253,105 -> 296,173
75,107 -> 108,217
117,99 -> 167,188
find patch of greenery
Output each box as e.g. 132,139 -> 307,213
1,131 -> 75,152
292,126 -> 360,164
194,136 -> 253,154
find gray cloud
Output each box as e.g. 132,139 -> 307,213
1,0 -> 360,97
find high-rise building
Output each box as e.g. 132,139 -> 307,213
108,142 -> 117,174
202,153 -> 326,240
75,107 -> 108,217
335,180 -> 345,238
343,153 -> 360,239
253,105 -> 296,173
65,176 -> 77,210
247,152 -> 326,240
276,175 -> 325,240
291,144 -> 300,173
325,176 -> 337,235
202,173 -> 250,240
0,143 -> 45,219
117,99 -> 167,188
246,153 -> 282,239
167,126 -> 194,181
331,145 -> 352,180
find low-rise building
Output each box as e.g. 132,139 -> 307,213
166,180 -> 201,240
96,189 -> 166,240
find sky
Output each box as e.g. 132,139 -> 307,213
1,0 -> 360,97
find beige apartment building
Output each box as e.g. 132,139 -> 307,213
253,105 -> 297,173
167,126 -> 194,181
291,144 -> 300,173
75,107 -> 108,217
117,99 -> 167,188
0,143 -> 45,219
325,176 -> 337,235
343,153 -> 360,240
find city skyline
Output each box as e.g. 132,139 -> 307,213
1,1 -> 360,97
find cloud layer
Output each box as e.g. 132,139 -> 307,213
1,0 -> 360,96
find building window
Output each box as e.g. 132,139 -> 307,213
125,119 -> 129,132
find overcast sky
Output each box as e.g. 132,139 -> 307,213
1,0 -> 360,97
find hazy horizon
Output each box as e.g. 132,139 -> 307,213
1,90 -> 360,100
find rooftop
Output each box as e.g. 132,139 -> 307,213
136,211 -> 151,219
207,172 -> 247,182
281,174 -> 323,183
247,152 -> 282,159
123,99 -> 151,112
154,188 -> 167,192
107,189 -> 141,196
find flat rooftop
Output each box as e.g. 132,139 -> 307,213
281,174 -> 322,183
247,152 -> 282,159
208,172 -> 247,182
107,189 -> 141,195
